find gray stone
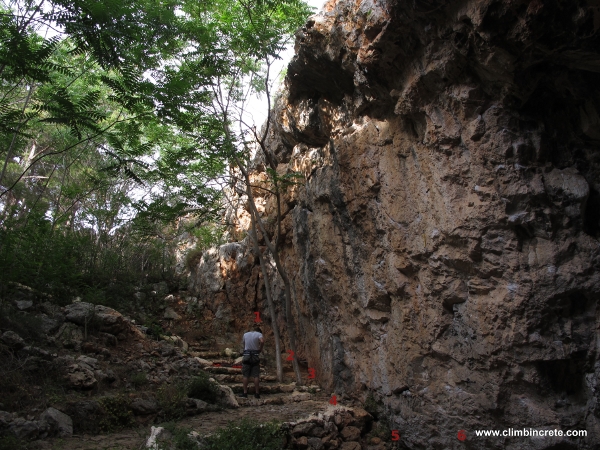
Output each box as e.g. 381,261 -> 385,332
293,422 -> 316,437
0,410 -> 12,427
163,307 -> 181,320
186,398 -> 210,413
76,355 -> 99,369
340,442 -> 361,450
1,330 -> 25,349
39,407 -> 73,437
64,364 -> 97,390
10,417 -> 48,440
307,437 -> 324,450
15,300 -> 33,310
64,302 -> 129,335
131,398 -> 159,416
340,426 -> 361,442
39,314 -> 63,334
215,384 -> 239,408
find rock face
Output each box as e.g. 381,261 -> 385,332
189,0 -> 600,447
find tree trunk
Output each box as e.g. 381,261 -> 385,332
241,167 -> 303,385
248,209 -> 283,382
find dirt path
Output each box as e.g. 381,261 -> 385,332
43,399 -> 331,450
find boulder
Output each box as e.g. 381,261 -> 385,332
64,302 -> 129,335
186,398 -> 210,415
307,437 -> 324,450
15,300 -> 33,310
131,398 -> 159,416
295,436 -> 308,449
292,422 -> 316,437
38,314 -> 63,334
65,364 -> 97,390
0,411 -> 13,428
215,384 -> 239,408
340,426 -> 361,442
349,407 -> 372,430
1,330 -> 25,349
163,307 -> 181,320
55,322 -> 84,349
10,417 -> 49,440
39,407 -> 73,437
340,442 -> 361,450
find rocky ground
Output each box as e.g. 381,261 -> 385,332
0,284 -> 393,449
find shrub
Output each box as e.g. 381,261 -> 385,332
203,419 -> 284,450
185,248 -> 204,271
364,393 -> 382,420
0,306 -> 44,341
162,423 -> 200,450
130,371 -> 148,388
98,395 -> 134,431
156,382 -> 187,420
0,435 -> 24,450
187,372 -> 218,403
369,420 -> 393,442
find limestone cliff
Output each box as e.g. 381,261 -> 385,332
188,0 -> 600,447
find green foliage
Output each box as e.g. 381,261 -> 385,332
203,418 -> 285,450
98,395 -> 134,432
130,371 -> 148,388
156,382 -> 188,420
0,305 -> 44,341
0,435 -> 24,450
187,372 -> 219,403
369,421 -> 393,442
364,392 -> 382,420
0,0 -> 314,316
162,423 -> 200,450
185,248 -> 204,271
0,214 -> 174,305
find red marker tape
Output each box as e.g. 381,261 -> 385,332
286,350 -> 294,361
391,430 -> 400,441
457,430 -> 466,441
308,368 -> 316,379
254,312 -> 260,323
213,363 -> 221,367
329,395 -> 337,405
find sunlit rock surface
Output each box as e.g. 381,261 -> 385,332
189,0 -> 600,447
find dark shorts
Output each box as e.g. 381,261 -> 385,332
242,362 -> 260,378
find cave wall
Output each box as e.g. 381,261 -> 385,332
189,0 -> 600,447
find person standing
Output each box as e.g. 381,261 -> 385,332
240,324 -> 264,398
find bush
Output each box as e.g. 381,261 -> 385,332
185,248 -> 204,271
157,382 -> 187,420
203,419 -> 284,450
0,435 -> 24,450
0,306 -> 44,341
369,421 -> 393,442
187,372 -> 218,403
364,393 -> 382,420
98,395 -> 134,431
162,423 -> 199,450
130,371 -> 148,388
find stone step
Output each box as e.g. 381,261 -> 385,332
229,383 -> 296,394
213,374 -> 278,383
237,391 -> 314,407
190,351 -> 240,359
204,366 -> 243,375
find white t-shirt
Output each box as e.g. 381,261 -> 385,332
243,331 -> 263,351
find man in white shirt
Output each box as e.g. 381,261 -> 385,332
240,324 -> 264,398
